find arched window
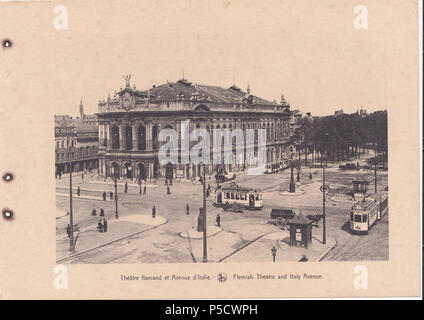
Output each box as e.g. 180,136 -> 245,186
125,125 -> 133,150
111,161 -> 120,178
138,125 -> 146,151
137,163 -> 146,180
111,126 -> 120,149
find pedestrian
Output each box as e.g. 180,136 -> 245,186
97,219 -> 103,232
110,191 -> 113,200
143,185 -> 147,195
271,246 -> 277,262
77,186 -> 81,196
167,186 -> 171,194
100,208 -> 105,217
216,214 -> 221,227
91,205 -> 96,216
124,182 -> 128,193
207,183 -> 211,193
82,172 -> 84,181
103,219 -> 108,232
152,205 -> 156,218
102,191 -> 106,201
66,224 -> 70,238
206,189 -> 210,198
186,204 -> 190,215
224,201 -> 229,212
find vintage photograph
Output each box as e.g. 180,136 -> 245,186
55,80 -> 388,264
1,0 -> 421,301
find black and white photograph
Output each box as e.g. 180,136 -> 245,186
53,3 -> 389,264
1,0 -> 420,300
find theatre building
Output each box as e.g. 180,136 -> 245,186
96,77 -> 294,181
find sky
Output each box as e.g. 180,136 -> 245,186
2,0 -> 416,118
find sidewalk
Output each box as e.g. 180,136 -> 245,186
221,230 -> 336,263
57,214 -> 167,261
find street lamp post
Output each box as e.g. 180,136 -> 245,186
112,168 -> 119,219
68,147 -> 75,252
202,163 -> 207,263
322,160 -> 327,245
374,143 -> 378,193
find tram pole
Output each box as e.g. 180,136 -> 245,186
322,161 -> 326,245
374,143 -> 378,193
68,148 -> 75,252
202,163 -> 207,263
114,174 -> 119,219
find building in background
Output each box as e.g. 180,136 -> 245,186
96,76 -> 294,181
55,101 -> 99,175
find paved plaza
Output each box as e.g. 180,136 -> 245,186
56,154 -> 388,264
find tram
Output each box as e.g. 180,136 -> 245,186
214,184 -> 263,210
349,191 -> 388,234
265,163 -> 280,174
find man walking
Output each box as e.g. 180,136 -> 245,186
91,205 -> 97,216
216,214 -> 221,228
103,219 -> 108,232
271,246 -> 277,262
97,219 -> 103,232
186,204 -> 190,215
102,191 -> 107,201
100,207 -> 105,217
109,191 -> 113,200
124,182 -> 128,193
152,205 -> 156,218
77,186 -> 81,196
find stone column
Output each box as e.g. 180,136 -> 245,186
106,124 -> 112,149
119,122 -> 125,151
132,123 -> 138,151
146,122 -> 153,150
148,162 -> 153,181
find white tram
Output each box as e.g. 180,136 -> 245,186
265,163 -> 281,174
350,191 -> 388,234
214,184 -> 263,210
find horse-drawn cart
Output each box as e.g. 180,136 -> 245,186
270,208 -> 296,230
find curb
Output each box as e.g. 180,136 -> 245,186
315,239 -> 338,262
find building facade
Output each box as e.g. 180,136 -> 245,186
96,77 -> 294,181
55,107 -> 99,175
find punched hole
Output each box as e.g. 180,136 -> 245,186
2,39 -> 13,49
2,208 -> 14,220
2,173 -> 14,182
